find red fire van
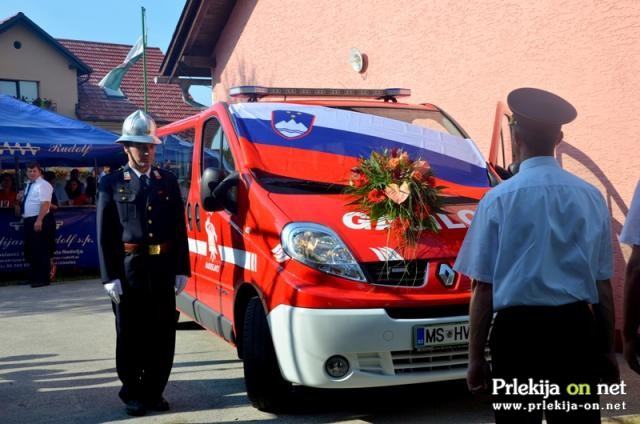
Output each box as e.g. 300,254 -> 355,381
156,87 -> 509,411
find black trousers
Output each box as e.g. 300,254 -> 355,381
23,214 -> 54,284
112,282 -> 176,403
490,302 -> 600,424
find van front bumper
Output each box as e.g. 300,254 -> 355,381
267,304 -> 469,388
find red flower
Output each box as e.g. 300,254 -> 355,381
425,175 -> 436,187
411,170 -> 424,182
351,173 -> 369,188
367,189 -> 386,204
390,147 -> 399,158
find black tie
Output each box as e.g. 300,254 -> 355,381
21,182 -> 32,211
140,174 -> 149,191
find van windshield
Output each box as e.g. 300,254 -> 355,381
230,103 -> 489,189
336,107 -> 466,138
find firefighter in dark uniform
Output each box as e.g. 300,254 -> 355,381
454,88 -> 618,424
97,110 -> 190,416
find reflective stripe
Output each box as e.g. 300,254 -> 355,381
188,237 -> 257,272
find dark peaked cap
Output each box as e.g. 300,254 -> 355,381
507,87 -> 577,129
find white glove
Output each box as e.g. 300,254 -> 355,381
175,275 -> 188,295
104,279 -> 123,304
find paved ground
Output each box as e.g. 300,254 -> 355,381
1,279 -> 640,423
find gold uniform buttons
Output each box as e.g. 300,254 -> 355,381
148,219 -> 152,224
149,232 -> 154,238
148,206 -> 152,211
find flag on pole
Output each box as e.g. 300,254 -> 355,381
98,36 -> 144,97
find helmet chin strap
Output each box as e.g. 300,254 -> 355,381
125,146 -> 151,173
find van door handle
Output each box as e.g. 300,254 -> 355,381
195,203 -> 201,231
186,202 -> 193,231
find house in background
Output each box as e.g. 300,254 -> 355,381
0,12 -> 90,118
0,12 -> 199,132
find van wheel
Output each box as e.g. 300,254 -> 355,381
243,297 -> 292,411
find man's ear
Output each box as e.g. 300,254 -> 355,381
555,130 -> 564,147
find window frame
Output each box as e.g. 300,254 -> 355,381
0,79 -> 39,102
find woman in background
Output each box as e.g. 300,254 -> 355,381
67,179 -> 90,206
0,172 -> 17,208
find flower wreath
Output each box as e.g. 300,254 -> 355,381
345,148 -> 445,247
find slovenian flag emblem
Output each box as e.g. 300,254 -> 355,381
271,110 -> 315,139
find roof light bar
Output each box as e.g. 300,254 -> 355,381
229,86 -> 411,101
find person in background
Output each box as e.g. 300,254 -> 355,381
97,110 -> 190,416
84,175 -> 97,204
454,88 -> 617,424
64,168 -> 85,199
15,161 -> 54,288
67,179 -> 90,205
43,171 -> 59,282
0,172 -> 17,208
622,179 -> 640,375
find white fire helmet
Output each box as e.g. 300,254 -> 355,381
115,110 -> 161,145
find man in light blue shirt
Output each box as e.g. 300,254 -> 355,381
454,87 -> 618,424
622,180 -> 640,374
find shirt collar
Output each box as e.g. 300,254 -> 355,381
128,166 -> 151,179
519,156 -> 559,171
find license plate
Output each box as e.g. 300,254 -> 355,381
414,322 -> 469,349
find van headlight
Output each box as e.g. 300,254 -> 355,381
281,223 -> 366,282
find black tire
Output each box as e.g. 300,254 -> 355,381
243,296 -> 292,411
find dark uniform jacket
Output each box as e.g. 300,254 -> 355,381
97,165 -> 190,288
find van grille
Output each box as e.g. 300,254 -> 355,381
361,260 -> 428,287
391,345 -> 489,374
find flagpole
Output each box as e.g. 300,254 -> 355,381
141,6 -> 148,112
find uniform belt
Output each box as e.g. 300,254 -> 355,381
123,242 -> 171,255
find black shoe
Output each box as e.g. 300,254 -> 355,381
125,400 -> 147,416
145,397 -> 170,412
30,281 -> 50,288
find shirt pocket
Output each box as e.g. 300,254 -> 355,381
115,191 -> 137,222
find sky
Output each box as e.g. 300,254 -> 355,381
0,0 -> 212,105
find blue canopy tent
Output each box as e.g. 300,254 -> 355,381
0,94 -> 125,167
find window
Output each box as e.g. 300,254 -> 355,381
157,128 -> 194,203
0,79 -> 39,102
202,117 -> 236,173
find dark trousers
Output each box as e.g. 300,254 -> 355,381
112,283 -> 176,403
23,214 -> 54,284
490,302 -> 600,424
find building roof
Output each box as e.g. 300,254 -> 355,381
0,12 -> 92,75
160,0 -> 235,78
59,39 -> 200,124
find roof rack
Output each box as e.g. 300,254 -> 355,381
228,86 -> 411,103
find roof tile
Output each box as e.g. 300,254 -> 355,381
58,39 -> 201,124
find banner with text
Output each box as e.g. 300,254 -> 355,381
0,207 -> 98,272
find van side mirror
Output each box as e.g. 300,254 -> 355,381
201,168 -> 224,211
201,168 -> 240,212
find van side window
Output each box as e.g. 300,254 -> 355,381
202,117 -> 236,173
158,129 -> 194,203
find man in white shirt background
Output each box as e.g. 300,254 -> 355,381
15,161 -> 54,288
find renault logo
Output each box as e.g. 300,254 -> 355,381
437,263 -> 456,287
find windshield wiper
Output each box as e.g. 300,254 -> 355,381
261,177 -> 345,194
